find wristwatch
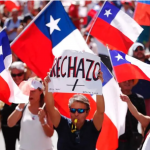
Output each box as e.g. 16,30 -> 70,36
15,105 -> 23,112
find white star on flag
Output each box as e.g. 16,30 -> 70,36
115,54 -> 123,61
46,15 -> 61,34
104,9 -> 112,17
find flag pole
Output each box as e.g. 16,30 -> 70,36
106,45 -> 118,82
10,0 -> 54,47
0,26 -> 7,32
86,0 -> 107,43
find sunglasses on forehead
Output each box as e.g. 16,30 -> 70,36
134,47 -> 144,52
11,72 -> 24,77
70,108 -> 88,114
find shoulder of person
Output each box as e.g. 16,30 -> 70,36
145,59 -> 150,64
4,18 -> 12,25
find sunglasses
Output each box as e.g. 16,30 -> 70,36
11,72 -> 24,77
134,47 -> 144,52
70,108 -> 88,114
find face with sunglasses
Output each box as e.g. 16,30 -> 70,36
11,68 -> 25,85
70,101 -> 89,129
133,46 -> 145,60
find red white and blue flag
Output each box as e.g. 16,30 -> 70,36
110,50 -> 150,83
11,1 -> 127,149
87,1 -> 143,53
11,0 -> 92,79
0,29 -> 28,105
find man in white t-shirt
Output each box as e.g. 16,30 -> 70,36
4,8 -> 20,43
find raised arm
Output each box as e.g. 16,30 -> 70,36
121,94 -> 150,128
44,74 -> 61,128
38,108 -> 54,137
7,104 -> 25,127
93,71 -> 105,131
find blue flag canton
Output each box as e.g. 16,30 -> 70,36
101,62 -> 112,87
34,1 -> 76,48
110,50 -> 131,67
98,1 -> 120,24
0,30 -> 11,73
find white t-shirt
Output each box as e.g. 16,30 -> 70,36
19,105 -> 53,150
4,18 -> 20,41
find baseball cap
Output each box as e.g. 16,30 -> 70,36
132,42 -> 144,51
19,77 -> 44,96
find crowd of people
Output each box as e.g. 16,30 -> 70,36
0,0 -> 150,150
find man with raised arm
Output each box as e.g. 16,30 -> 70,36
44,70 -> 104,150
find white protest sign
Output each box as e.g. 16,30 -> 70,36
48,50 -> 102,95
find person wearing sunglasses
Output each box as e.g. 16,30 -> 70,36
44,70 -> 104,150
0,61 -> 27,150
131,43 -> 150,117
10,61 -> 27,86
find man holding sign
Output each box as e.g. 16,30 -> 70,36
44,51 -> 104,150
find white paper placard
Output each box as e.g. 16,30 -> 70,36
48,50 -> 102,95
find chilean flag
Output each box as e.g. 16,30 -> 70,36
134,1 -> 150,26
11,0 -> 92,79
11,1 -> 127,149
87,1 -> 143,53
110,50 -> 150,83
0,29 -> 28,105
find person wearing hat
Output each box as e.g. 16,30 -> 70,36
0,61 -> 28,150
7,77 -> 54,150
117,79 -> 146,150
44,70 -> 104,150
131,42 -> 150,117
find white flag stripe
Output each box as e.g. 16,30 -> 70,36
103,78 -> 127,136
111,10 -> 143,42
1,70 -> 29,103
126,55 -> 150,78
52,29 -> 93,57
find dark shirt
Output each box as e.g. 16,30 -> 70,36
55,115 -> 101,150
119,93 -> 146,140
1,104 -> 20,126
132,59 -> 150,99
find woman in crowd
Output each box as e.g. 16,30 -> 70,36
44,70 -> 104,150
0,61 -> 27,150
8,77 -> 54,150
120,94 -> 150,149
